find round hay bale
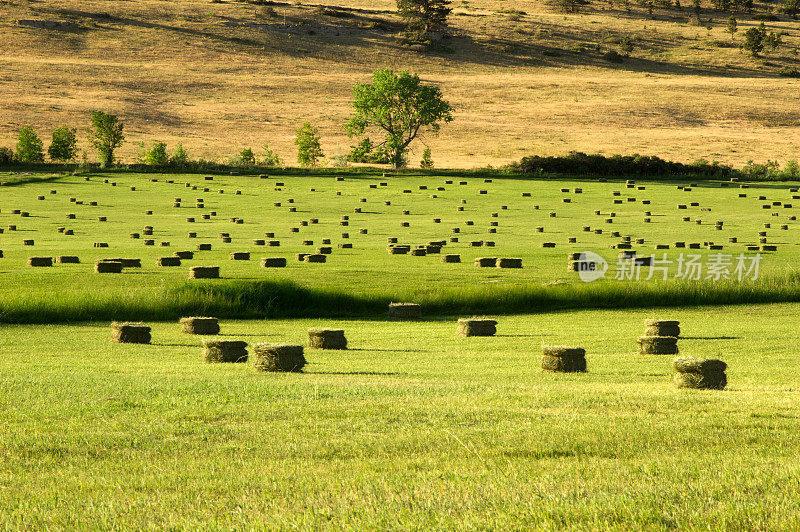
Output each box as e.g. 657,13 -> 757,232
203,339 -> 248,363
230,252 -> 250,261
28,257 -> 53,267
157,257 -> 182,267
674,371 -> 727,390
644,319 -> 680,337
95,260 -> 123,273
496,258 -> 522,268
474,257 -> 497,267
308,328 -> 347,349
180,316 -> 220,335
442,254 -> 461,263
456,318 -> 497,337
190,266 -> 220,279
111,322 -> 151,344
261,257 -> 287,267
252,343 -> 306,372
388,302 -> 421,320
638,336 -> 678,355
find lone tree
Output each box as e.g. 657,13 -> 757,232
88,110 -> 124,167
397,0 -> 452,40
346,69 -> 453,169
295,122 -> 324,167
726,16 -> 737,40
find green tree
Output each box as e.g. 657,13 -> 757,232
88,110 -> 124,167
144,141 -> 169,166
726,16 -> 737,39
239,147 -> 256,166
346,69 -> 453,169
48,126 -> 78,162
420,147 -> 434,168
295,123 -> 324,167
396,0 -> 451,40
15,126 -> 44,163
743,23 -> 766,56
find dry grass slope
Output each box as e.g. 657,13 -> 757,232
0,0 -> 799,167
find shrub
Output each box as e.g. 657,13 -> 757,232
778,67 -> 800,77
743,23 -> 766,56
15,126 -> 44,163
0,147 -> 13,166
783,160 -> 800,178
170,143 -> 189,166
295,123 -> 324,167
262,143 -> 282,166
239,147 -> 256,166
512,151 -> 736,179
602,50 -> 625,62
144,141 -> 169,166
48,126 -> 78,162
420,147 -> 434,168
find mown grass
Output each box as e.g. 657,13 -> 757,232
2,304 -> 800,528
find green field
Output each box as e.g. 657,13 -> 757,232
0,170 -> 799,321
2,171 -> 800,528
2,304 -> 800,529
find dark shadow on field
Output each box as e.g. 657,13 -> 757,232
311,371 -> 404,376
681,336 -> 740,340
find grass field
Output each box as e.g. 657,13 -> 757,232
1,0 -> 800,167
2,304 -> 800,528
0,170 -> 798,321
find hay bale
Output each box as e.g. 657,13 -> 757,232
190,266 -> 220,279
674,371 -> 727,390
541,346 -> 587,373
55,256 -> 79,264
95,260 -> 123,273
197,243 -> 212,251
180,316 -> 220,335
317,246 -> 332,254
203,339 -> 248,363
304,254 -> 327,263
230,252 -> 250,261
388,302 -> 422,320
28,257 -> 53,267
157,257 -> 182,267
174,251 -> 194,259
410,248 -> 427,256
252,344 -> 306,372
673,356 -> 726,373
111,322 -> 151,344
308,328 -> 347,349
456,318 -> 497,337
442,254 -> 461,263
496,258 -> 522,268
638,336 -> 678,355
261,257 -> 287,267
644,319 -> 680,337
474,257 -> 497,267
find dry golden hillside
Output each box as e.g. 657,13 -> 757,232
1,0 -> 799,167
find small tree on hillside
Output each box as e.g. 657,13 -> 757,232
48,126 -> 78,162
726,16 -> 738,40
397,0 -> 452,40
346,69 -> 453,169
15,126 -> 44,163
295,123 -> 324,167
88,110 -> 124,167
743,23 -> 766,56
